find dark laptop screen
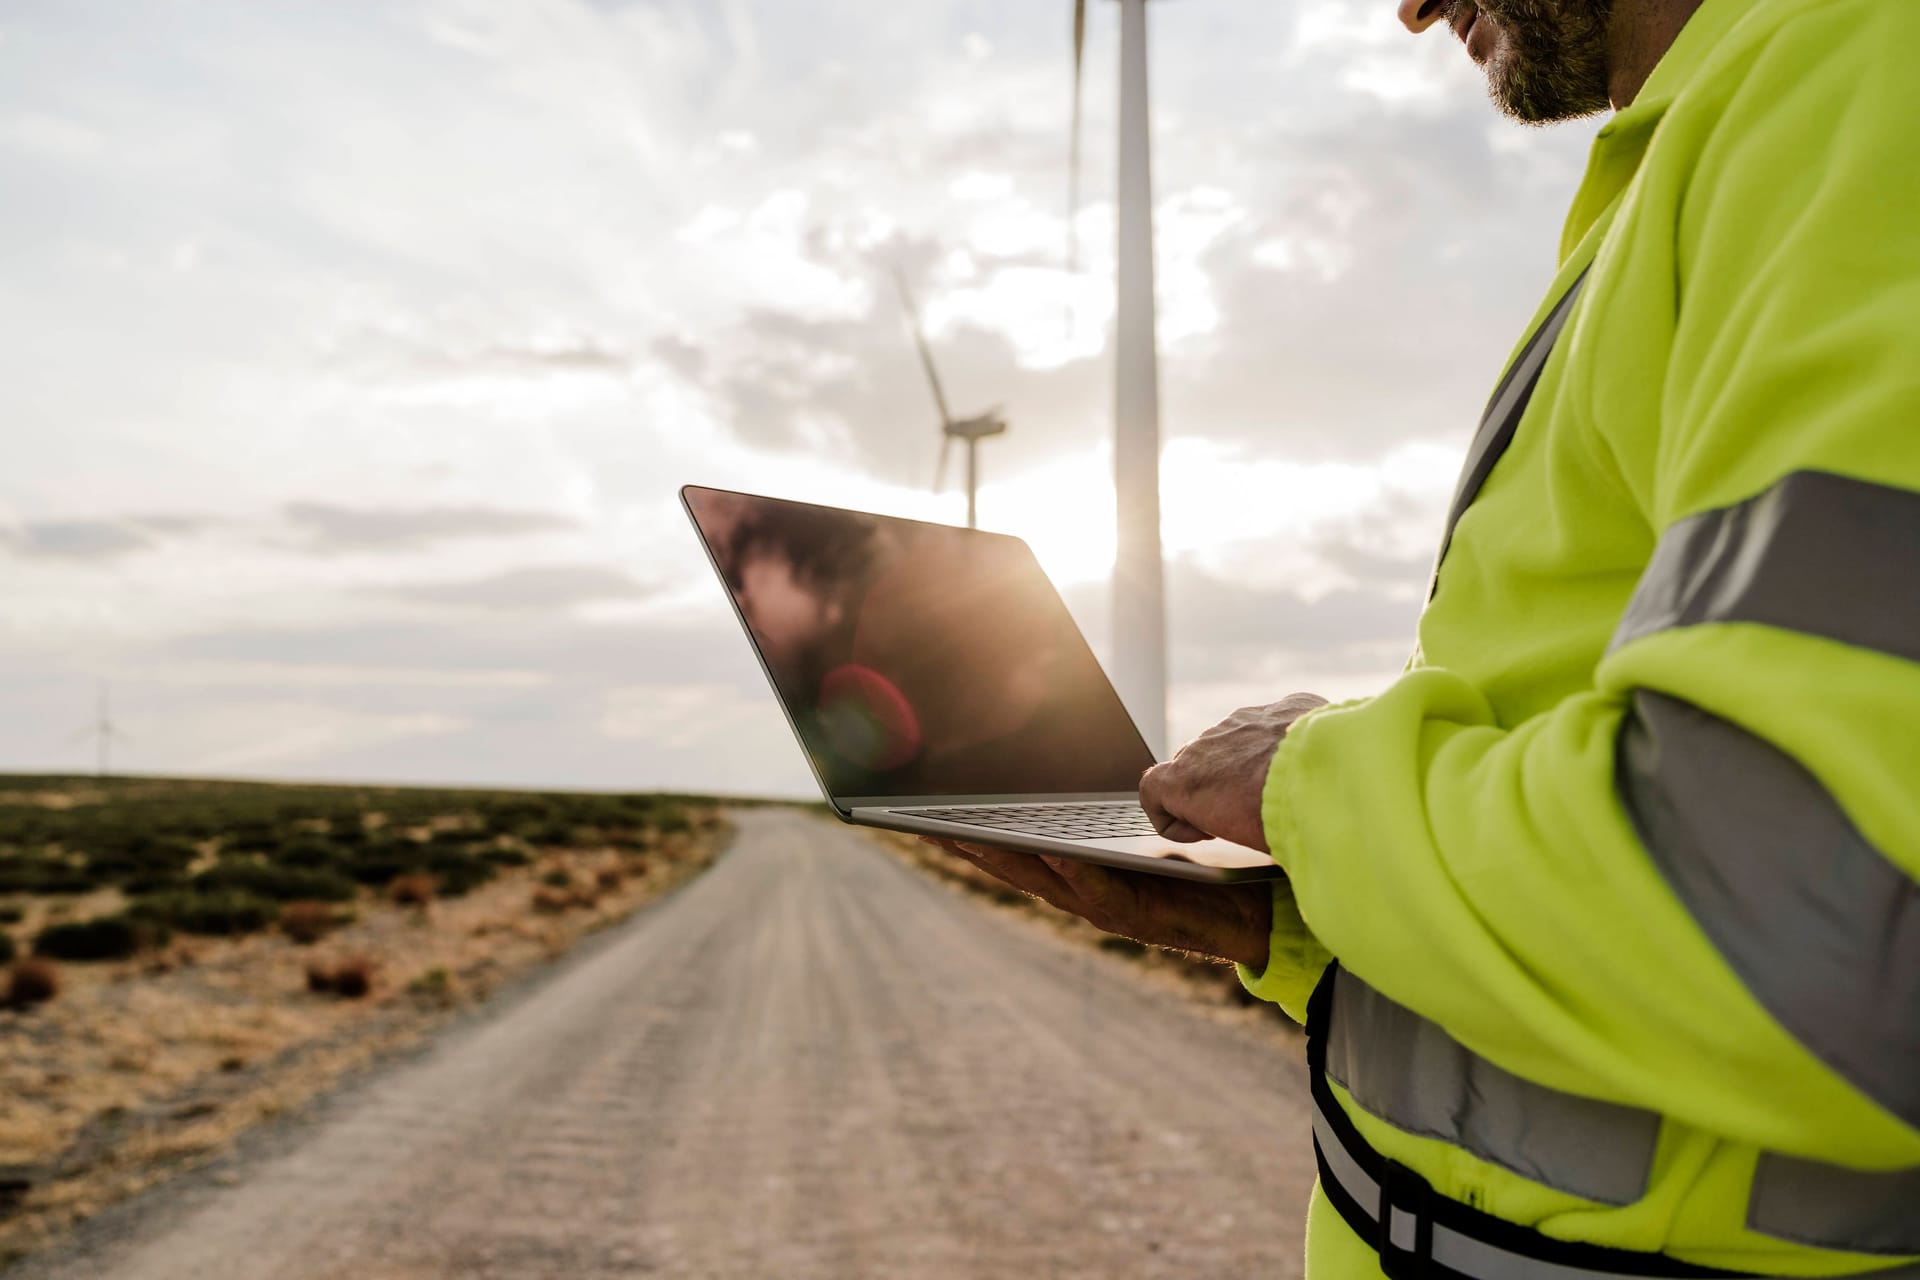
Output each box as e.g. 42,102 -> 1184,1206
685,486 -> 1155,799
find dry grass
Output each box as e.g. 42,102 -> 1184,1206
0,801 -> 729,1263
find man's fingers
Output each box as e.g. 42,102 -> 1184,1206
1139,762 -> 1179,833
1138,762 -> 1210,842
942,840 -> 1095,916
1042,856 -> 1134,922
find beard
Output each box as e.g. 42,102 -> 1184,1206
1453,0 -> 1615,124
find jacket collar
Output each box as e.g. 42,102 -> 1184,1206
1558,0 -> 1757,261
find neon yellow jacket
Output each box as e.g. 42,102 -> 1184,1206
1238,0 -> 1920,1272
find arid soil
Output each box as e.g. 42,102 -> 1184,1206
0,815 -> 724,1264
4,807 -> 1316,1280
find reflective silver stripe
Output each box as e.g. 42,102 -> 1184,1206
1616,691 -> 1920,1129
1752,1153 -> 1920,1255
1311,1096 -> 1721,1280
1433,268 -> 1592,581
1326,968 -> 1658,1206
1612,470 -> 1920,660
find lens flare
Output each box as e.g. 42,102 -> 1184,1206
816,664 -> 922,772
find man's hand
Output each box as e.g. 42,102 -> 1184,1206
924,839 -> 1275,968
922,692 -> 1327,967
1139,693 -> 1329,851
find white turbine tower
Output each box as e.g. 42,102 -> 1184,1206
1071,0 -> 1167,757
70,682 -> 129,778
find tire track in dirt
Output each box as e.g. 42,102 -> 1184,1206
8,809 -> 1317,1279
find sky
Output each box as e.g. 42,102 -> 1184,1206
0,0 -> 1602,797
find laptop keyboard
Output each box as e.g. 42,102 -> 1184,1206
896,801 -> 1161,841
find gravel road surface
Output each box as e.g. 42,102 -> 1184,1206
10,809 -> 1317,1279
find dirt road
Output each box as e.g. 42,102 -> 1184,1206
10,809 -> 1317,1279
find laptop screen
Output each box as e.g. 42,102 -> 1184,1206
685,486 -> 1155,799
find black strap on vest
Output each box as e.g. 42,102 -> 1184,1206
1429,267 -> 1592,599
1305,968 -> 1760,1280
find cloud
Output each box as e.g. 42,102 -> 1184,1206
158,613 -> 748,684
0,513 -> 227,561
371,565 -> 655,612
280,502 -> 576,553
331,321 -> 639,381
0,519 -> 154,560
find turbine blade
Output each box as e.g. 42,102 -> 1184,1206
1068,0 -> 1086,273
892,267 -> 955,429
933,434 -> 954,493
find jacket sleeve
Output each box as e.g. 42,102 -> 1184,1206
1267,4 -> 1920,1168
1233,873 -> 1333,1025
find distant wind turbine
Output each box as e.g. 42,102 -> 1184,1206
893,268 -> 1008,530
70,683 -> 130,778
1069,0 -> 1168,756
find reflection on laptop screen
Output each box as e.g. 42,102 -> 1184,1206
686,487 -> 1155,799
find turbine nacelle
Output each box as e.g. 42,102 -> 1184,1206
945,411 -> 1007,442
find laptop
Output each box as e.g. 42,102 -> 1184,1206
683,485 -> 1282,884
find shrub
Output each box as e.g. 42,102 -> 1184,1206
594,867 -> 625,892
83,834 -> 200,883
343,844 -> 420,887
531,888 -> 571,915
407,966 -> 454,1004
34,915 -> 160,962
0,903 -> 23,924
0,856 -> 99,895
481,847 -> 531,868
131,890 -> 279,937
0,932 -> 13,966
423,848 -> 494,897
193,862 -> 356,903
5,957 -> 60,1008
529,823 -> 592,849
330,955 -> 375,999
539,869 -> 573,890
388,873 -> 436,907
121,871 -> 190,897
221,822 -> 282,853
304,953 -> 376,998
273,838 -> 343,871
280,900 -> 343,945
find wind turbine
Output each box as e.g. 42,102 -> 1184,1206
1070,0 -> 1168,756
70,682 -> 129,778
893,268 -> 1008,530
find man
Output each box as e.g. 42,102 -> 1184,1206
930,0 -> 1920,1274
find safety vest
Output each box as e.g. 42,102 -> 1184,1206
1237,0 -> 1920,1274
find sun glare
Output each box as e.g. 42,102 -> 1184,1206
977,457 -> 1118,586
